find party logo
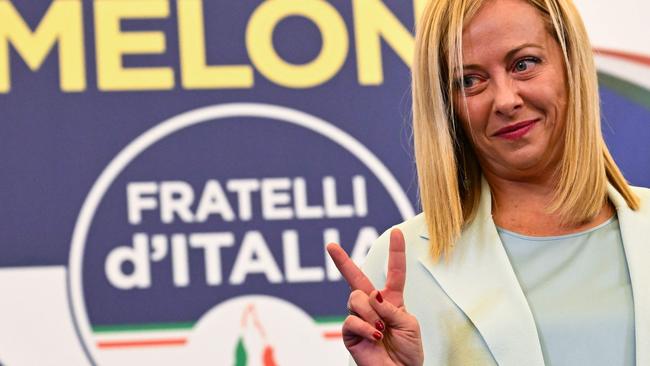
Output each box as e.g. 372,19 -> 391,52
68,103 -> 415,364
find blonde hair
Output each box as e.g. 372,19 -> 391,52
412,0 -> 640,260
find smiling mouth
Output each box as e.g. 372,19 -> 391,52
493,119 -> 539,140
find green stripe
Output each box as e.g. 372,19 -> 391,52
313,315 -> 346,324
92,321 -> 195,333
92,315 -> 345,333
598,72 -> 650,111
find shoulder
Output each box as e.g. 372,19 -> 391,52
609,184 -> 650,215
361,213 -> 429,286
630,185 -> 650,214
631,185 -> 650,200
394,212 -> 429,238
368,213 -> 428,255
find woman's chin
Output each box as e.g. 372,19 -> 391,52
487,156 -> 555,180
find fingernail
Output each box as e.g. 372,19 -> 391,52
375,320 -> 385,332
376,291 -> 383,303
373,331 -> 382,340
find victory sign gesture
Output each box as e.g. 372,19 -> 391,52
326,229 -> 424,366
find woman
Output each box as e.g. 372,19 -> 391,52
327,0 -> 650,365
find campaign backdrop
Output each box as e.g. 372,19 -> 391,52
0,1 -> 648,365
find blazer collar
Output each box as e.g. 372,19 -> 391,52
608,184 -> 650,365
418,179 -> 545,366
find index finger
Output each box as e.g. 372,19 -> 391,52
384,229 -> 406,296
326,243 -> 375,294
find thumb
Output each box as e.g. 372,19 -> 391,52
368,290 -> 411,329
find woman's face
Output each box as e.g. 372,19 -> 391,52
453,0 -> 568,181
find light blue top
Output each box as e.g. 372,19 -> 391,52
497,216 -> 635,365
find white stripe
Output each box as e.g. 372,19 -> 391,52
596,55 -> 650,92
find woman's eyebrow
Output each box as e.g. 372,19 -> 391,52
458,43 -> 545,72
504,43 -> 545,62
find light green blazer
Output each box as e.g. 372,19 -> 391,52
362,181 -> 650,365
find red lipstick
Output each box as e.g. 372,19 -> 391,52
493,119 -> 538,140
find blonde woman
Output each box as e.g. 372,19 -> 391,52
327,0 -> 650,365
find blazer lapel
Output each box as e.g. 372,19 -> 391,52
418,179 -> 545,366
609,185 -> 650,365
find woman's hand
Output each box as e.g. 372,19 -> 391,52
327,229 -> 424,366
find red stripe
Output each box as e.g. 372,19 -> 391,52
594,48 -> 650,67
97,338 -> 187,349
323,331 -> 342,339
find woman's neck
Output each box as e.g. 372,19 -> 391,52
484,171 -> 615,237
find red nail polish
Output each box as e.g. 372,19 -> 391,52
376,291 -> 383,303
375,320 -> 385,331
373,331 -> 382,340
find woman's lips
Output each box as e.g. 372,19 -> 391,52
493,119 -> 538,140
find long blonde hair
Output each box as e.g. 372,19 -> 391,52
412,0 -> 640,260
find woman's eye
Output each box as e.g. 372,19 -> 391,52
513,58 -> 539,72
461,76 -> 479,89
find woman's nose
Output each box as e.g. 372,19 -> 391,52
492,78 -> 523,118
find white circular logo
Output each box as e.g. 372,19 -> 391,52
68,103 -> 414,364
